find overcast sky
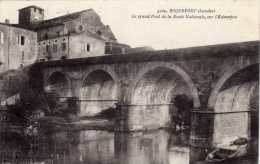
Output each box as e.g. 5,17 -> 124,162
0,0 -> 259,49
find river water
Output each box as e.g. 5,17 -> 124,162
0,129 -> 257,164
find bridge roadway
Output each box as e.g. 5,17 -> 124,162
29,41 -> 258,162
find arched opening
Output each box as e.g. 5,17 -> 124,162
212,64 -> 258,154
44,72 -> 72,115
45,72 -> 71,98
80,70 -> 117,117
131,66 -> 196,130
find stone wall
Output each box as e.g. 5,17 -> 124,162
69,32 -> 106,58
34,8 -> 117,60
37,28 -> 107,60
38,35 -> 69,60
34,9 -> 116,42
18,6 -> 44,26
0,24 -> 37,72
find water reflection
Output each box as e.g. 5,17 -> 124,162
115,130 -> 170,164
0,129 -> 256,164
168,130 -> 189,164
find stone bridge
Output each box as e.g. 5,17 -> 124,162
32,41 -> 259,158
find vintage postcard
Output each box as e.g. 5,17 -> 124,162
0,0 -> 258,164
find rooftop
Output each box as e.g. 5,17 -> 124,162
18,5 -> 44,11
43,9 -> 93,23
0,22 -> 36,32
31,9 -> 93,30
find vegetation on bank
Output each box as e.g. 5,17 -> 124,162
0,68 -> 114,136
0,68 -> 76,128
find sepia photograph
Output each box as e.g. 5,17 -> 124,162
0,0 -> 258,163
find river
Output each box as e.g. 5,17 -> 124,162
0,129 -> 257,164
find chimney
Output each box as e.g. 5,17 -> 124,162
5,19 -> 10,24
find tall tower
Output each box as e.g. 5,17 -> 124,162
18,6 -> 44,26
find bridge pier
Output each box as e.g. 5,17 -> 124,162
189,110 -> 214,163
212,111 -> 251,146
115,104 -> 236,161
115,105 -> 216,163
189,110 -> 255,163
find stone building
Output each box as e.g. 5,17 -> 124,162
0,22 -> 37,71
19,5 -> 130,60
0,5 -> 131,72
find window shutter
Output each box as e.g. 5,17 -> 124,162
0,32 -> 4,44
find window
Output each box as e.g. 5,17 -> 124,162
18,36 -> 25,45
38,46 -> 41,55
0,31 -> 4,44
78,25 -> 83,31
53,44 -> 58,53
121,48 -> 126,54
46,45 -> 50,53
44,34 -> 48,40
97,30 -> 102,35
105,42 -> 112,54
65,21 -> 73,32
62,43 -> 66,51
21,36 -> 25,45
42,44 -> 45,56
83,43 -> 91,52
87,44 -> 90,52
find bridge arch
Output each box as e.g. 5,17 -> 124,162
80,68 -> 118,116
131,62 -> 200,108
81,67 -> 119,87
208,62 -> 259,109
127,62 -> 200,130
208,63 -> 259,146
44,71 -> 72,97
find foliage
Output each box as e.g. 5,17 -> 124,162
171,94 -> 193,127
